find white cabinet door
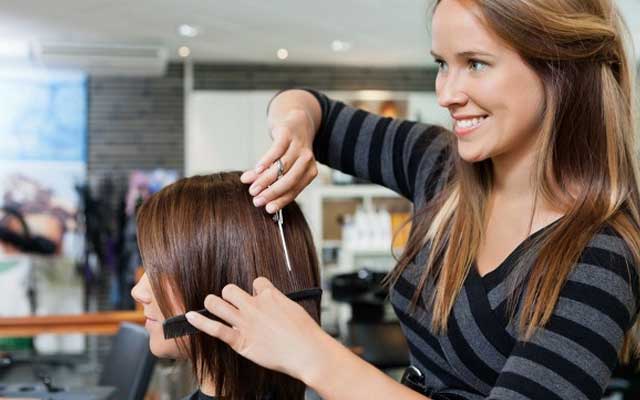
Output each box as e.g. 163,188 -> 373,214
248,91 -> 279,168
186,91 -> 277,176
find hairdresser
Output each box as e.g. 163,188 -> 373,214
186,0 -> 640,399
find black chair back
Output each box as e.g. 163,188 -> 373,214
99,322 -> 156,400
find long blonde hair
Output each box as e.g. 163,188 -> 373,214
388,0 -> 640,362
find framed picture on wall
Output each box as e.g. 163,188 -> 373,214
0,69 -> 87,259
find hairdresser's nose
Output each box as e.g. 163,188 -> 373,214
131,272 -> 152,305
436,72 -> 468,109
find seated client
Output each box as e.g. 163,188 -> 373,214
131,171 -> 321,400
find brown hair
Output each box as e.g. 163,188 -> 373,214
136,172 -> 321,399
387,0 -> 640,361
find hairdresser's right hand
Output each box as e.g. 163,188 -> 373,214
185,277 -> 333,384
241,90 -> 321,214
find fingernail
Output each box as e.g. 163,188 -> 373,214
254,197 -> 265,207
185,312 -> 196,322
249,185 -> 261,196
266,203 -> 276,213
255,164 -> 264,173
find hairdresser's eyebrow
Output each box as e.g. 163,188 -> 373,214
430,49 -> 495,59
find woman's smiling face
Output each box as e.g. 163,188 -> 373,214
431,0 -> 546,164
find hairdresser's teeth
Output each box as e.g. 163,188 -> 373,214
456,116 -> 486,129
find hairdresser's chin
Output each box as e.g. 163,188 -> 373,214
132,272 -> 185,359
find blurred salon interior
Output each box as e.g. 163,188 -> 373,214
0,1 -> 639,399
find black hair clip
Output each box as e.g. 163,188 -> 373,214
162,287 -> 322,339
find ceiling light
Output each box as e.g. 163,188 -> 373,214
178,24 -> 199,38
331,40 -> 351,52
277,48 -> 289,60
178,46 -> 191,58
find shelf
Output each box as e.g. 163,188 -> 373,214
314,184 -> 400,199
343,248 -> 395,256
321,240 -> 343,248
308,183 -> 410,276
322,240 -> 404,251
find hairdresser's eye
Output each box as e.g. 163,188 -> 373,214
469,59 -> 488,72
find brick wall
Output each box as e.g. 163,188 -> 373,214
194,63 -> 437,91
88,63 -> 185,193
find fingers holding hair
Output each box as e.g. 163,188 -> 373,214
252,276 -> 276,295
256,126 -> 292,172
241,126 -> 291,185
263,160 -> 318,213
221,284 -> 253,310
252,277 -> 288,303
202,294 -> 242,327
185,310 -> 240,347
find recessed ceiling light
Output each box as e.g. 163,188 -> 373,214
277,48 -> 289,60
178,24 -> 199,38
178,46 -> 191,58
331,40 -> 351,52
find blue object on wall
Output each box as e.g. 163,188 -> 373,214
0,68 -> 87,162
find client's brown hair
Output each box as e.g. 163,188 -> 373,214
136,171 -> 321,399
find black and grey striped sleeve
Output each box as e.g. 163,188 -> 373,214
489,229 -> 640,400
304,89 -> 452,204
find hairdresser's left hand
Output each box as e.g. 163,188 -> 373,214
185,277 -> 331,382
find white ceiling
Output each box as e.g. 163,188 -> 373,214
0,0 -> 638,67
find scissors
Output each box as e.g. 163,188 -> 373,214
272,159 -> 292,272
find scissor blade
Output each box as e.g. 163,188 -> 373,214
277,221 -> 292,272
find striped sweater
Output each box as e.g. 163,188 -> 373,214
305,89 -> 640,400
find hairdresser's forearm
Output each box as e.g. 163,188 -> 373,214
267,89 -> 322,142
302,331 -> 431,400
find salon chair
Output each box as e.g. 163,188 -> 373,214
331,268 -> 409,370
99,322 -> 156,400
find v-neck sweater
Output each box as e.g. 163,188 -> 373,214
306,89 -> 640,400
